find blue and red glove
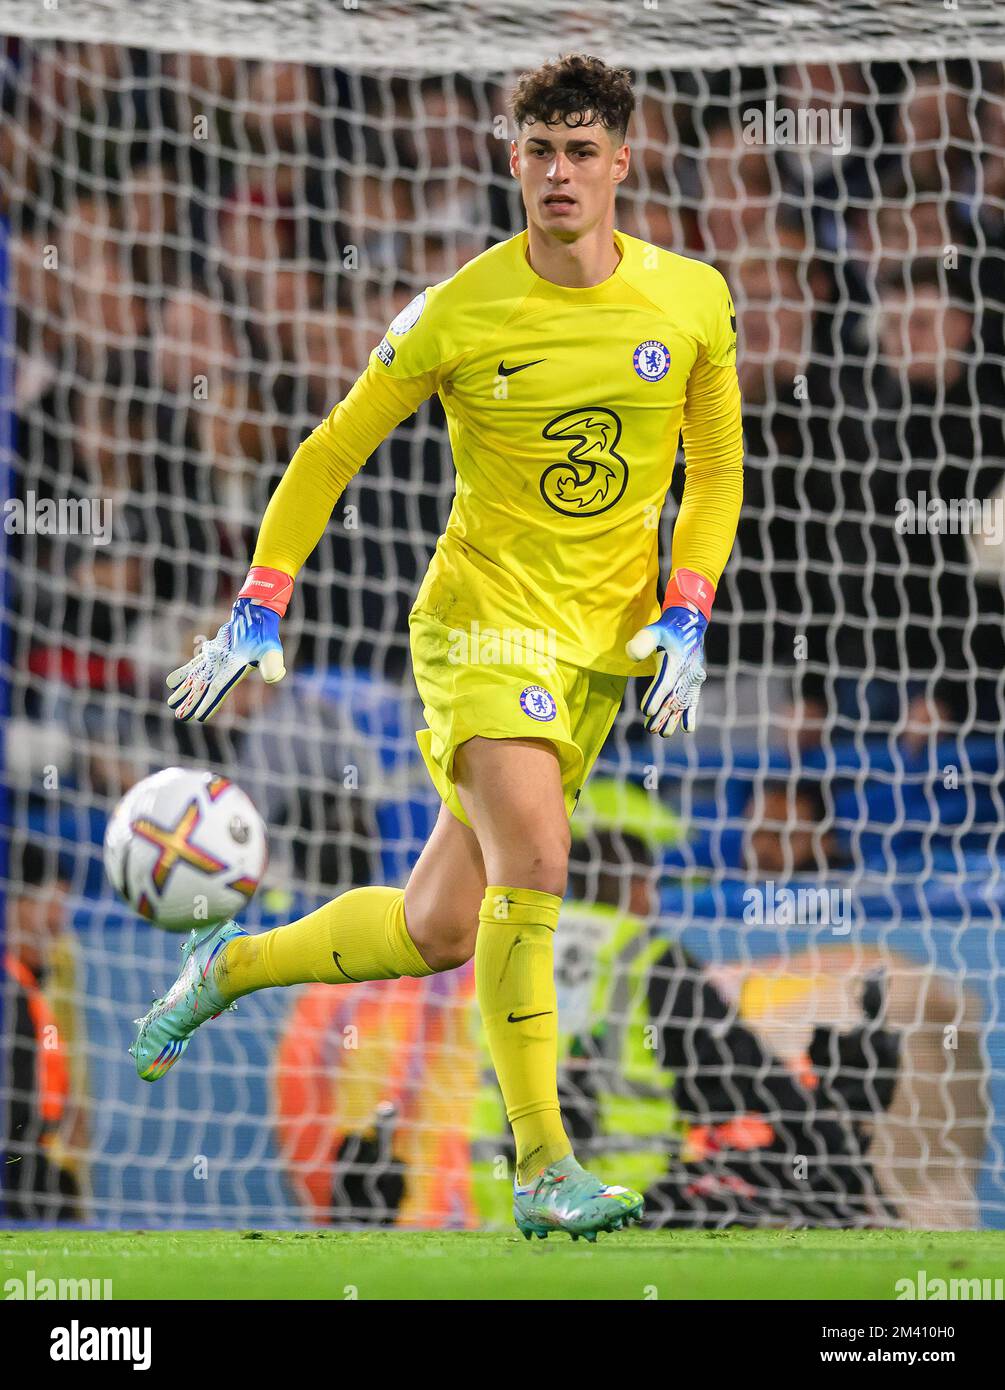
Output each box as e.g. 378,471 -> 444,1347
166,566 -> 292,723
625,568 -> 713,737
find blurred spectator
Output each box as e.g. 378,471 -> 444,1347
743,778 -> 847,875
61,194 -> 149,375
647,941 -> 986,1228
893,61 -> 981,206
836,257 -> 1005,734
5,41 -> 153,220
693,105 -> 778,261
193,371 -> 296,542
268,278 -> 450,679
245,61 -> 327,159
244,61 -> 343,265
616,84 -> 688,250
290,310 -> 363,416
9,230 -> 65,413
646,945 -> 902,1228
977,69 -> 1005,249
691,945 -> 986,1229
119,160 -> 185,288
338,75 -> 510,294
209,194 -> 339,395
968,63 -> 1005,362
212,185 -> 297,319
698,226 -> 870,748
842,172 -> 979,364
157,49 -> 242,137
633,85 -> 674,193
546,816 -> 904,1229
411,230 -> 487,289
553,826 -> 676,1199
773,61 -> 875,253
615,196 -> 682,258
339,157 -> 419,287
274,966 -> 478,1227
0,85 -> 47,227
146,49 -> 241,264
18,354 -> 219,705
3,842 -> 85,1221
151,287 -> 240,450
30,40 -> 131,124
849,177 -> 969,291
397,74 -> 513,260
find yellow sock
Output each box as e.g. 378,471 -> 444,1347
475,885 -> 571,1186
214,887 -> 433,1001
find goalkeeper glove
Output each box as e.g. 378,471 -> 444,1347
625,568 -> 713,737
166,566 -> 292,723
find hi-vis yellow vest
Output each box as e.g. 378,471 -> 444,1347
471,901 -> 679,1224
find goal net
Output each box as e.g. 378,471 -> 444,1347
2,0 -> 1004,1230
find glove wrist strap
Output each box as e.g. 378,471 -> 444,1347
662,568 -> 714,622
239,566 -> 294,617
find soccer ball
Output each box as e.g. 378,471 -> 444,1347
104,767 -> 268,932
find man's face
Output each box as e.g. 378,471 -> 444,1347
735,256 -> 815,404
8,882 -> 69,973
510,117 -> 630,243
156,291 -> 235,395
879,285 -> 974,390
417,91 -> 480,172
745,790 -> 818,874
699,124 -> 773,258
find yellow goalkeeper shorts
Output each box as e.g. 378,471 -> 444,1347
409,610 -> 627,828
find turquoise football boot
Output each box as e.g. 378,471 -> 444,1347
130,921 -> 246,1081
513,1154 -> 644,1241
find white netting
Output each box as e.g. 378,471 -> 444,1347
2,1 -> 1004,1229
6,1 -> 1005,67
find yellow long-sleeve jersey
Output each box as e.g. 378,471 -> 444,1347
254,228 -> 743,676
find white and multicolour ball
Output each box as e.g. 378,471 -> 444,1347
104,768 -> 267,932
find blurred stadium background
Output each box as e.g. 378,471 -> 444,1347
2,0 -> 1005,1232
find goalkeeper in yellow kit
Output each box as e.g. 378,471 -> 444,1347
133,54 -> 743,1241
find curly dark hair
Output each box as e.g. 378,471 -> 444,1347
509,53 -> 635,142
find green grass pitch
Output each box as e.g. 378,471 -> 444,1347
2,1229 -> 1003,1300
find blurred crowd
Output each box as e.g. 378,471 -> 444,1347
3,42 -> 1005,885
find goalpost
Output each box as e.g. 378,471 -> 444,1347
2,0 -> 1005,1229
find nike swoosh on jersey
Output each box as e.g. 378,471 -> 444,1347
332,950 -> 361,982
497,359 -> 546,377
